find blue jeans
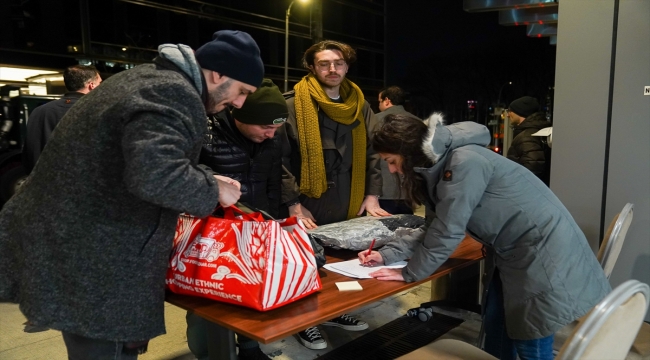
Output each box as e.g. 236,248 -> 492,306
483,274 -> 554,360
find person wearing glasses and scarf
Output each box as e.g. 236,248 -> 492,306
280,40 -> 389,350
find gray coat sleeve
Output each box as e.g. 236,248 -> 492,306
402,149 -> 493,282
121,85 -> 220,217
378,226 -> 426,264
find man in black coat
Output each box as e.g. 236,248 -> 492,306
199,79 -> 286,219
188,79 -> 288,360
506,96 -> 552,185
0,30 -> 262,359
22,65 -> 101,174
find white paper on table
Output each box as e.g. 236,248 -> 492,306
323,259 -> 408,279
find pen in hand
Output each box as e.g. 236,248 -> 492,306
363,239 -> 376,266
366,238 -> 376,256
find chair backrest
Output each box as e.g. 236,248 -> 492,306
597,203 -> 634,279
556,280 -> 650,360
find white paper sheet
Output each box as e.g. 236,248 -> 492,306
323,259 -> 408,279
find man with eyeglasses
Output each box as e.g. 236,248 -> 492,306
280,40 -> 388,350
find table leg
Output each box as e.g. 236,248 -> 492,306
430,275 -> 450,301
205,320 -> 237,360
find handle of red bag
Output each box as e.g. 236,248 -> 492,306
219,205 -> 265,222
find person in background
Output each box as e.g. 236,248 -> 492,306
360,114 -> 610,360
281,39 -> 388,350
187,78 -> 288,360
22,65 -> 102,175
375,86 -> 422,215
506,96 -> 551,185
0,30 -> 263,359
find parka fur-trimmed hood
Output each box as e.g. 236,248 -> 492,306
421,113 -> 491,164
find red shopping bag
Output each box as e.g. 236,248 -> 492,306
166,206 -> 322,311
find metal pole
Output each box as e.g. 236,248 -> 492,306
79,0 -> 92,55
284,1 -> 295,92
310,0 -> 323,43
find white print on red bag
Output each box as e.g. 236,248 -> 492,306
172,221 -> 270,285
170,215 -> 202,273
184,237 -> 225,262
168,215 -> 322,310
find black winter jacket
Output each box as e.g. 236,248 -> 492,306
507,112 -> 551,185
23,92 -> 84,174
200,111 -> 283,218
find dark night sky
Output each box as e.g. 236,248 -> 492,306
1,0 -> 556,122
385,0 -> 557,121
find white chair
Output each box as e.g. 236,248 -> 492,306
557,279 -> 649,359
597,203 -> 634,279
397,280 -> 650,360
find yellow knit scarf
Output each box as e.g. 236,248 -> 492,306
293,74 -> 366,219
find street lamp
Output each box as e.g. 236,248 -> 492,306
497,81 -> 513,108
285,0 -> 310,92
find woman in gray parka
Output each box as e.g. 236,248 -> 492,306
359,114 -> 611,360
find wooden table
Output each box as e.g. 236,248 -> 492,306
166,236 -> 483,359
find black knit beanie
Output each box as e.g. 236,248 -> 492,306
232,79 -> 288,125
508,96 -> 540,118
195,30 -> 264,88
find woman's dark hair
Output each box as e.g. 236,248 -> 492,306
372,114 -> 432,209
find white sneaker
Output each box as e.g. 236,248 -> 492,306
297,326 -> 327,350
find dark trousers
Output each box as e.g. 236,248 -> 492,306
62,332 -> 139,360
379,199 -> 413,215
483,275 -> 554,360
186,311 -> 258,360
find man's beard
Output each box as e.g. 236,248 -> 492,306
205,78 -> 233,114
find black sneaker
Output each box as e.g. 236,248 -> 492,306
238,346 -> 271,360
322,314 -> 369,331
297,326 -> 327,350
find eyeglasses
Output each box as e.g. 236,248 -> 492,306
315,60 -> 347,71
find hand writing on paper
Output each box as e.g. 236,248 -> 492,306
357,195 -> 391,217
358,250 -> 384,267
369,268 -> 405,282
289,203 -> 318,229
214,175 -> 241,207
